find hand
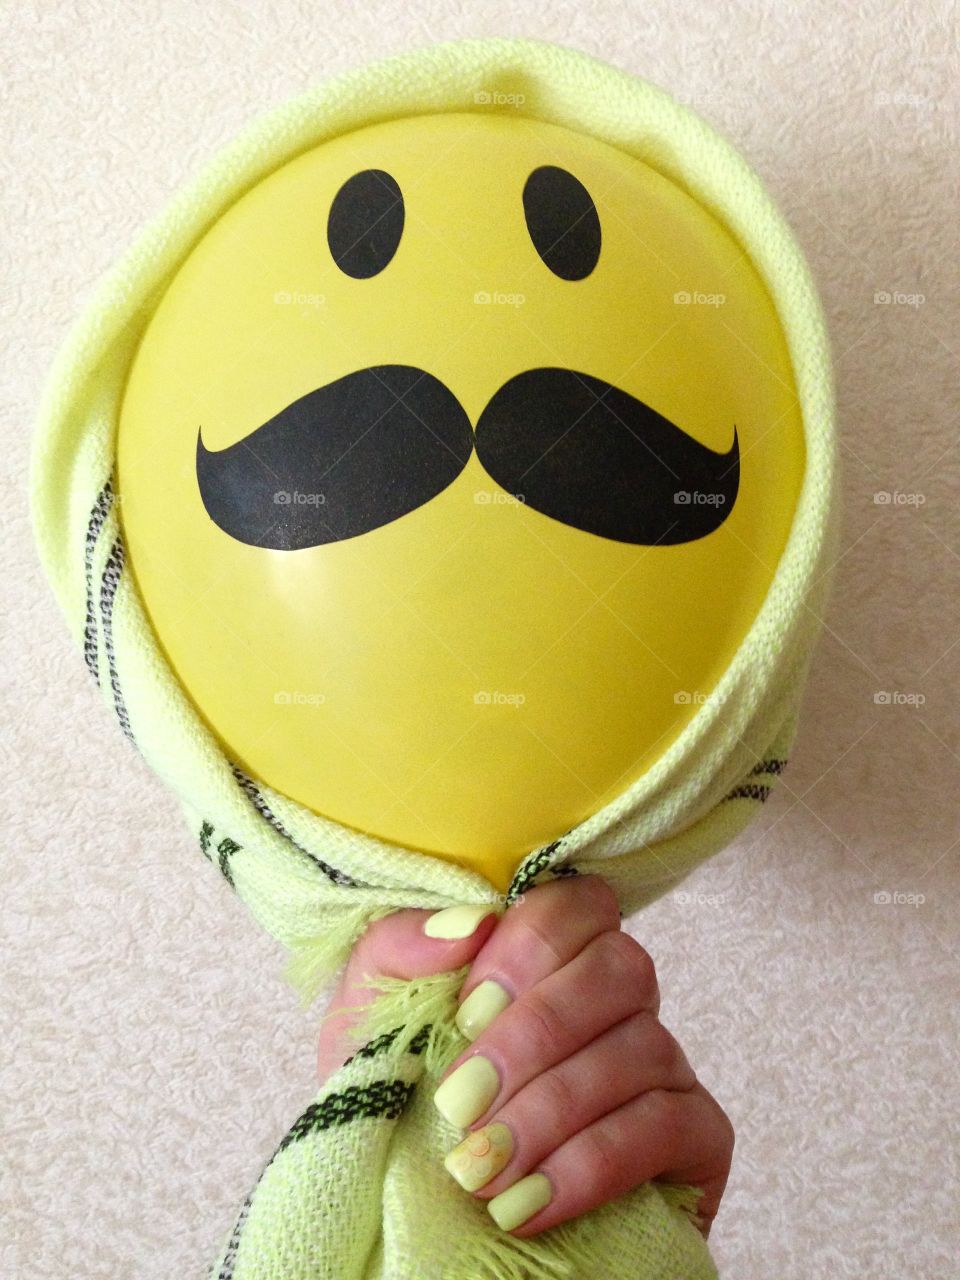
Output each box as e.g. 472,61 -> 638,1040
317,876 -> 734,1239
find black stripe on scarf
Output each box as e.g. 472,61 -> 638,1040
551,864 -> 581,880
750,758 -> 787,776
98,535 -> 134,742
344,1023 -> 431,1066
83,479 -> 115,682
278,1024 -> 430,1152
725,783 -> 772,803
216,1191 -> 252,1280
725,758 -> 789,804
506,835 -> 578,905
199,820 -> 240,889
276,1079 -> 418,1152
229,762 -> 370,889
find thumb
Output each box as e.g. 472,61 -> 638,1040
317,905 -> 500,1080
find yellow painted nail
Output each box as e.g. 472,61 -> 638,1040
487,1172 -> 553,1231
424,904 -> 496,939
433,1055 -> 500,1128
443,1122 -> 514,1191
456,980 -> 512,1041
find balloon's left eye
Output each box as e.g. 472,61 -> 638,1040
327,169 -> 405,279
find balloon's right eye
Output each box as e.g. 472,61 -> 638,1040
523,165 -> 601,281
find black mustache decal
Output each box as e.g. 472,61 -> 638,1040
196,366 -> 739,550
196,366 -> 473,550
475,369 -> 739,544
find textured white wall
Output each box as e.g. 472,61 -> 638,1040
3,2 -> 958,1277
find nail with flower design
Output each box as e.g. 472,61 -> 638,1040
444,1123 -> 514,1192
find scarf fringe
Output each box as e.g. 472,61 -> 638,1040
282,904 -> 401,1008
434,1180 -> 709,1280
431,1182 -> 708,1280
348,966 -> 470,1076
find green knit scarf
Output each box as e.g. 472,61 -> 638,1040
29,36 -> 836,1280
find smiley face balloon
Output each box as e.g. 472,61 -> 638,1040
116,112 -> 804,894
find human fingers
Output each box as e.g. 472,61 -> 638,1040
443,1007 -> 695,1199
484,1081 -> 734,1238
433,927 -> 660,1130
453,874 -> 626,1042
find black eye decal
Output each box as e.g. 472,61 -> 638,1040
327,169 -> 404,278
523,165 -> 601,280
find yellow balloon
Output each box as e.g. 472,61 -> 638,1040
116,111 -> 804,893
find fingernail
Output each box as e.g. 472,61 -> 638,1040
424,905 -> 496,939
433,1055 -> 500,1127
443,1122 -> 514,1191
456,980 -> 512,1041
487,1172 -> 553,1231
